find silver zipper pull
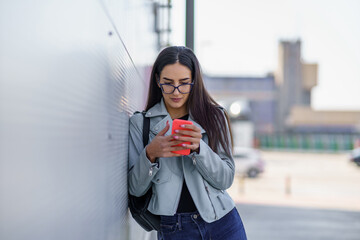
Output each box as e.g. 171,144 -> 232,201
192,155 -> 196,165
149,167 -> 153,176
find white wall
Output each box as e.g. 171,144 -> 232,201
0,0 -> 157,239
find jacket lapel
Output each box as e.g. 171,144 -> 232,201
150,115 -> 172,136
147,99 -> 171,136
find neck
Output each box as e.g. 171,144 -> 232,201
165,105 -> 188,119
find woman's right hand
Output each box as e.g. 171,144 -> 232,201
146,121 -> 187,163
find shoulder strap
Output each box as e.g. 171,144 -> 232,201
142,111 -> 150,147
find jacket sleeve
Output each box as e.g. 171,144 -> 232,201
128,114 -> 160,197
189,113 -> 235,190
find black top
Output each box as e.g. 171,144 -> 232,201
175,114 -> 197,213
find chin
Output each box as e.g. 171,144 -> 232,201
164,99 -> 185,109
170,102 -> 185,109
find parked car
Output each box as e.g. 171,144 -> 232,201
349,147 -> 360,166
233,147 -> 265,178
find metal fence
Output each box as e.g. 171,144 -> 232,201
257,133 -> 360,152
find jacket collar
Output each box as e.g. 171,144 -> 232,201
147,98 -> 206,135
145,98 -> 169,118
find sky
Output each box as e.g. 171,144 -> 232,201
170,0 -> 360,111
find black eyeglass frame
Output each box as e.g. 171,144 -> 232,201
158,82 -> 194,94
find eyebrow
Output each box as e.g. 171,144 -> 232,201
162,77 -> 190,82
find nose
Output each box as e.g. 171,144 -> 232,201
173,86 -> 181,95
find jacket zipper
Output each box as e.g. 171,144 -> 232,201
203,179 -> 217,220
217,196 -> 226,210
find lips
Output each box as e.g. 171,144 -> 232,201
171,98 -> 182,103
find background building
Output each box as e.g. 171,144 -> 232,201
204,39 -> 360,151
204,75 -> 277,134
287,106 -> 360,133
275,40 -> 318,133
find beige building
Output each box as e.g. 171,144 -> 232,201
287,106 -> 360,132
275,40 -> 318,132
275,40 -> 360,133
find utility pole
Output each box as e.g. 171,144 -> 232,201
154,0 -> 172,50
185,0 -> 194,50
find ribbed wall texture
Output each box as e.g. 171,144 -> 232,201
0,0 -> 157,239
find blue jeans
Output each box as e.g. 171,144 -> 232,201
157,207 -> 247,240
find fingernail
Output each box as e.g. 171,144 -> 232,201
182,143 -> 186,147
180,125 -> 185,128
175,130 -> 179,133
173,136 -> 179,139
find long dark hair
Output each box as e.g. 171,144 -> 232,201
145,46 -> 233,156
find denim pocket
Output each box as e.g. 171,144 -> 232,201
159,223 -> 177,234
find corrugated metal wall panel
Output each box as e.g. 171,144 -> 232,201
0,0 -> 157,239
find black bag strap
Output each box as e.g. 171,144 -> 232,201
129,111 -> 160,232
142,111 -> 150,147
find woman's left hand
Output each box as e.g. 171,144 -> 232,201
172,124 -> 202,153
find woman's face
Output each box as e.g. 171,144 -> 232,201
158,62 -> 192,117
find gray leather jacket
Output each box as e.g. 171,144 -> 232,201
128,99 -> 235,223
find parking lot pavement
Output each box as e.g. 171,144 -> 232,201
237,203 -> 360,240
228,150 -> 360,211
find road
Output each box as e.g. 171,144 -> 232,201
229,150 -> 360,211
229,150 -> 360,240
236,203 -> 360,240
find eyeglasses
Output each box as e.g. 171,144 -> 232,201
159,82 -> 194,94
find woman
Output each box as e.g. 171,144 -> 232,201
128,46 -> 247,240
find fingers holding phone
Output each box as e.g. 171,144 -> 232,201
171,119 -> 202,155
172,122 -> 202,153
146,121 -> 187,162
146,119 -> 201,162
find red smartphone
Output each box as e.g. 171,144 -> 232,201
171,119 -> 193,155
